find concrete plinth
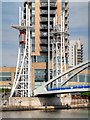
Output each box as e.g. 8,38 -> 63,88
9,94 -> 72,107
60,94 -> 72,106
9,96 -> 62,107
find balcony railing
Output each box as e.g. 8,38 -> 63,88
41,32 -> 48,36
41,18 -> 48,21
41,10 -> 48,14
40,26 -> 48,29
40,17 -> 53,22
41,10 -> 55,15
41,39 -> 48,44
40,3 -> 56,7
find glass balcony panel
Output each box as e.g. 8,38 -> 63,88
41,39 -> 48,44
41,46 -> 48,52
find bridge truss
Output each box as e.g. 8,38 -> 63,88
34,60 -> 90,96
10,1 -> 32,97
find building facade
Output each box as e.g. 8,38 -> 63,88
25,0 -> 69,89
0,0 -> 69,90
0,67 -> 90,89
69,39 -> 83,67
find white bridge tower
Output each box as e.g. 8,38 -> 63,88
10,1 -> 32,97
51,12 -> 69,88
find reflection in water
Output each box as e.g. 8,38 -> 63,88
1,109 -> 89,118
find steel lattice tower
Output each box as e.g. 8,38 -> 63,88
50,12 -> 69,88
10,1 -> 32,97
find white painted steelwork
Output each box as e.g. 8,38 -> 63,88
48,0 -> 50,81
10,2 -> 32,97
51,12 -> 69,88
34,60 -> 90,96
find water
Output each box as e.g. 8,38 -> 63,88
0,109 -> 89,119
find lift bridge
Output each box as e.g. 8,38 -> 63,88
10,1 -> 90,98
34,61 -> 90,96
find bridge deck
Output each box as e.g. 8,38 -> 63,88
34,85 -> 90,96
47,85 -> 90,91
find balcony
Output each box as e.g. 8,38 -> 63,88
40,10 -> 48,15
40,39 -> 48,45
40,46 -> 52,53
40,46 -> 48,53
40,3 -> 56,9
40,26 -> 48,31
40,10 -> 55,16
40,17 -> 53,24
40,18 -> 48,21
40,32 -> 48,38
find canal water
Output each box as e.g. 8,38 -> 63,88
0,109 -> 89,119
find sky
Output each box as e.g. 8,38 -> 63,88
0,0 -> 89,67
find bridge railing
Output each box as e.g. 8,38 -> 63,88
45,60 -> 90,91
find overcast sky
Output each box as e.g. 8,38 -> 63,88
0,1 -> 89,66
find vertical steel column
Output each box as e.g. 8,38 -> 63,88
61,15 -> 63,83
62,12 -> 67,72
28,4 -> 31,97
26,3 -> 31,97
19,7 -> 21,26
52,41 -> 54,78
56,42 -> 58,87
48,0 -> 50,81
63,11 -> 68,80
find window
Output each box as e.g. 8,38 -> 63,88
0,72 -> 11,81
32,44 -> 35,52
79,74 -> 85,82
35,69 -> 47,81
62,1 -> 65,11
37,56 -> 48,62
32,2 -> 35,7
86,74 -> 90,82
32,10 -> 35,14
73,75 -> 77,82
32,56 -> 36,62
41,46 -> 48,51
0,72 -> 11,76
41,39 -> 47,44
32,32 -> 35,37
66,57 -> 68,64
32,56 -> 48,62
0,77 -> 11,81
88,67 -> 90,70
32,16 -> 35,24
32,37 -> 35,44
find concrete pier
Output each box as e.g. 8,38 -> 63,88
9,94 -> 72,107
9,96 -> 62,107
0,95 -> 90,111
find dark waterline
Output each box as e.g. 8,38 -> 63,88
0,108 -> 89,118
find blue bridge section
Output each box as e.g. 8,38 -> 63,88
34,61 -> 90,96
47,85 -> 90,91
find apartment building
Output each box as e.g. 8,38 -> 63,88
24,0 -> 69,88
69,39 -> 83,67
